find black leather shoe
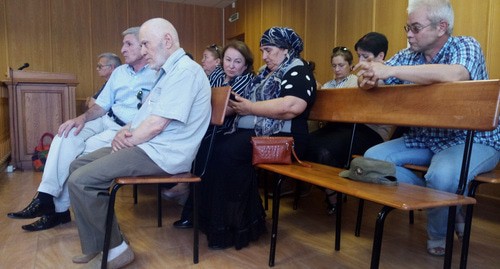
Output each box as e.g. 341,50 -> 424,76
7,197 -> 55,219
173,219 -> 193,229
208,243 -> 231,250
22,210 -> 71,232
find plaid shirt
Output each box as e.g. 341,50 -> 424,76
384,36 -> 500,153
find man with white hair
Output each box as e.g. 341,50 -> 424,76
68,18 -> 211,268
356,0 -> 500,256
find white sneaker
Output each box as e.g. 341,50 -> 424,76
84,246 -> 134,269
108,246 -> 134,269
161,183 -> 189,199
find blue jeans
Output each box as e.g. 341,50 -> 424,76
364,137 -> 499,242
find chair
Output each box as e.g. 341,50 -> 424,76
100,86 -> 231,269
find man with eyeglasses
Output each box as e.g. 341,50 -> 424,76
7,27 -> 157,234
85,53 -> 122,109
355,0 -> 499,257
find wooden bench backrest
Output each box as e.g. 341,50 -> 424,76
211,86 -> 231,126
311,79 -> 500,131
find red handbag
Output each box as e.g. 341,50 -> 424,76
32,132 -> 54,172
251,136 -> 311,167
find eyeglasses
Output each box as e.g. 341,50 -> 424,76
136,88 -> 150,109
332,46 -> 349,54
404,23 -> 432,34
96,64 -> 111,70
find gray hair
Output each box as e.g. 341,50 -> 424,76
98,53 -> 122,68
407,0 -> 454,35
122,26 -> 141,39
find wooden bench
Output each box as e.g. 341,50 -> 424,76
257,80 -> 500,269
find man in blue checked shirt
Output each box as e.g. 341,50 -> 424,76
355,0 -> 500,257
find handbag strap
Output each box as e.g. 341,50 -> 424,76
291,145 -> 312,168
39,132 -> 55,147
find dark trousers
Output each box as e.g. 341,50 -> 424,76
305,123 -> 384,168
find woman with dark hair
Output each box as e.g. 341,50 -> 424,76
174,27 -> 317,250
164,41 -> 255,201
210,40 -> 255,133
355,32 -> 389,62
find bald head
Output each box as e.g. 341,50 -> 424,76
139,18 -> 181,70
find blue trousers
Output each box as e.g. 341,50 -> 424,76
364,137 -> 499,242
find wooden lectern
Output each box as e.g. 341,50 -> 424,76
2,70 -> 78,170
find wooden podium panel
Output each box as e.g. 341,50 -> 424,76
2,70 -> 78,170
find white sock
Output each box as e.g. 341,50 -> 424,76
108,240 -> 128,261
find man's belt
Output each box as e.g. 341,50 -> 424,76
107,109 -> 126,127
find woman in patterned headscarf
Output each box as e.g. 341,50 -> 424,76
173,27 -> 317,250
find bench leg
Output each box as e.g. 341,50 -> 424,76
444,206 -> 457,269
269,175 -> 283,267
460,203 -> 474,269
102,183 -> 123,269
193,182 -> 199,264
263,170 -> 269,211
460,180 -> 482,269
257,169 -> 269,211
335,191 -> 343,251
355,199 -> 364,237
293,180 -> 301,210
133,184 -> 138,204
370,206 -> 393,269
157,184 -> 162,227
355,201 -> 414,238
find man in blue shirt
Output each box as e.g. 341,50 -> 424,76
7,27 -> 157,232
68,18 -> 211,268
85,52 -> 122,109
355,0 -> 500,256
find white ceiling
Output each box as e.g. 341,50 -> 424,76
159,0 -> 235,8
